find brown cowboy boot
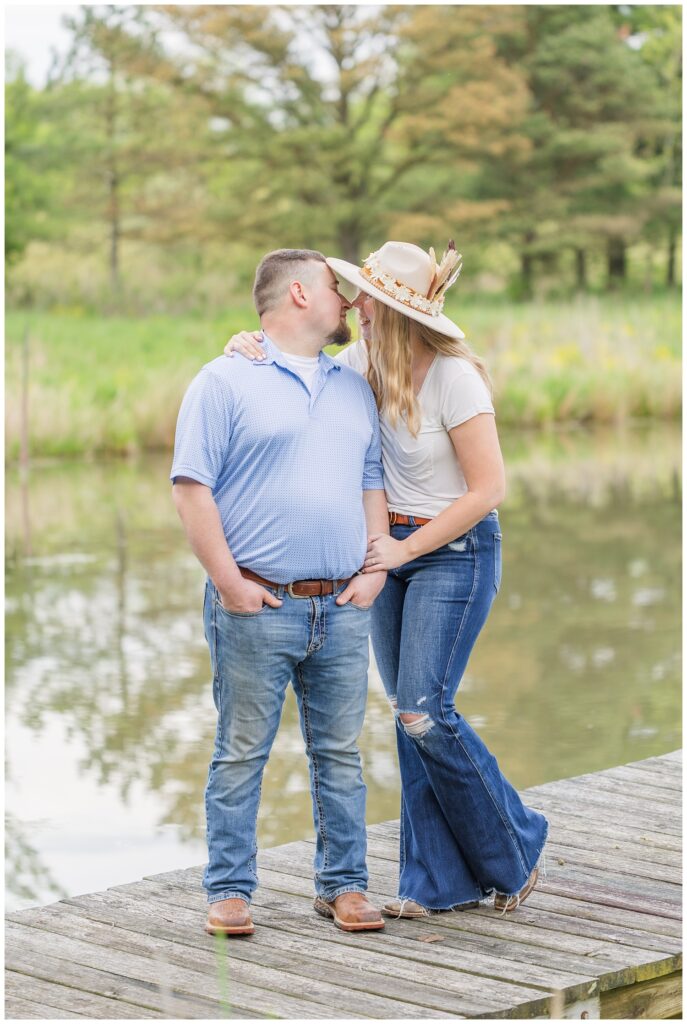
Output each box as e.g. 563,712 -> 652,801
205,897 -> 254,936
313,891 -> 385,932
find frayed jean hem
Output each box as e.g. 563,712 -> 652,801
398,893 -> 487,912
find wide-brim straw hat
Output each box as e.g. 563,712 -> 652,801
327,240 -> 465,339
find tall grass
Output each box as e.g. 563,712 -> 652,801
448,293 -> 682,427
5,294 -> 681,459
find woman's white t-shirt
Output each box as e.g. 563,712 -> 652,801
335,340 -> 495,518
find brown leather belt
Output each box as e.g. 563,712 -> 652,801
388,511 -> 432,526
240,567 -> 353,598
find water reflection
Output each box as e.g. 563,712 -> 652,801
5,423 -> 681,911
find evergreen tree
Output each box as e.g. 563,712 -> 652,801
488,5 -> 668,294
618,5 -> 682,287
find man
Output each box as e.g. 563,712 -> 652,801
171,248 -> 389,936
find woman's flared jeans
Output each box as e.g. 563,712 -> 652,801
371,512 -> 548,909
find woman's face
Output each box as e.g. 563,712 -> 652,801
352,290 -> 376,342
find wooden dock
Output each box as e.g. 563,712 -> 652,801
6,751 -> 682,1020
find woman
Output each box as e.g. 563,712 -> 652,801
226,240 -> 548,917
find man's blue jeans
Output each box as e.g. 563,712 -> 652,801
370,512 -> 549,909
202,579 -> 371,905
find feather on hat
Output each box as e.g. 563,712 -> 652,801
327,240 -> 464,339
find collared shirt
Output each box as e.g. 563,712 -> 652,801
171,334 -> 384,583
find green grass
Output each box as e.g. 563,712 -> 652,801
5,294 -> 681,458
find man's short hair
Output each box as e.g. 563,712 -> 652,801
253,249 -> 327,316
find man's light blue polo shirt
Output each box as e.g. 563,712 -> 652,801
171,335 -> 384,583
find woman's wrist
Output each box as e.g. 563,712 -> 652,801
403,534 -> 421,561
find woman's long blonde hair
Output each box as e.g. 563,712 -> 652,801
365,300 -> 493,437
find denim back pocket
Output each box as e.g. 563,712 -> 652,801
493,532 -> 503,593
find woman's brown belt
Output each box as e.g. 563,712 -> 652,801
388,512 -> 432,526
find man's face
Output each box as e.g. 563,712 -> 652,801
309,264 -> 352,346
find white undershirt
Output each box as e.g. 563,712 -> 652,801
281,352 -> 320,392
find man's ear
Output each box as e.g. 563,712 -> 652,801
289,280 -> 308,308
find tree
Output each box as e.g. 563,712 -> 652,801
56,5 -> 213,299
487,5 -> 669,294
618,5 -> 682,287
5,55 -> 69,267
155,4 -> 530,264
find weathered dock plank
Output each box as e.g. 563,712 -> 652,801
611,764 -> 682,790
4,970 -> 165,1019
4,997 -> 82,1021
6,751 -> 681,1020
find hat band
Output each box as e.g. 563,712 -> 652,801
361,254 -> 444,317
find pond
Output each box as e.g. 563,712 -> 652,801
5,422 -> 681,912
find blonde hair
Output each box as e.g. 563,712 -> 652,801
366,300 -> 493,436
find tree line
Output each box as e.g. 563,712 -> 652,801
5,4 -> 681,310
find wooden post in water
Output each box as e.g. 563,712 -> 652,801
20,325 -> 33,556
20,325 -> 30,470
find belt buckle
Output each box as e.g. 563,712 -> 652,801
287,581 -> 310,598
389,511 -> 398,526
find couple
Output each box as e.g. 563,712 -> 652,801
171,240 -> 548,937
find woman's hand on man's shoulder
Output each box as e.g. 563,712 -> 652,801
224,331 -> 264,361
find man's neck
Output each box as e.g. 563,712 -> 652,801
261,315 -> 323,359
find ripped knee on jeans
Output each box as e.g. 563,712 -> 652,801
399,712 -> 435,738
388,697 -> 435,739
